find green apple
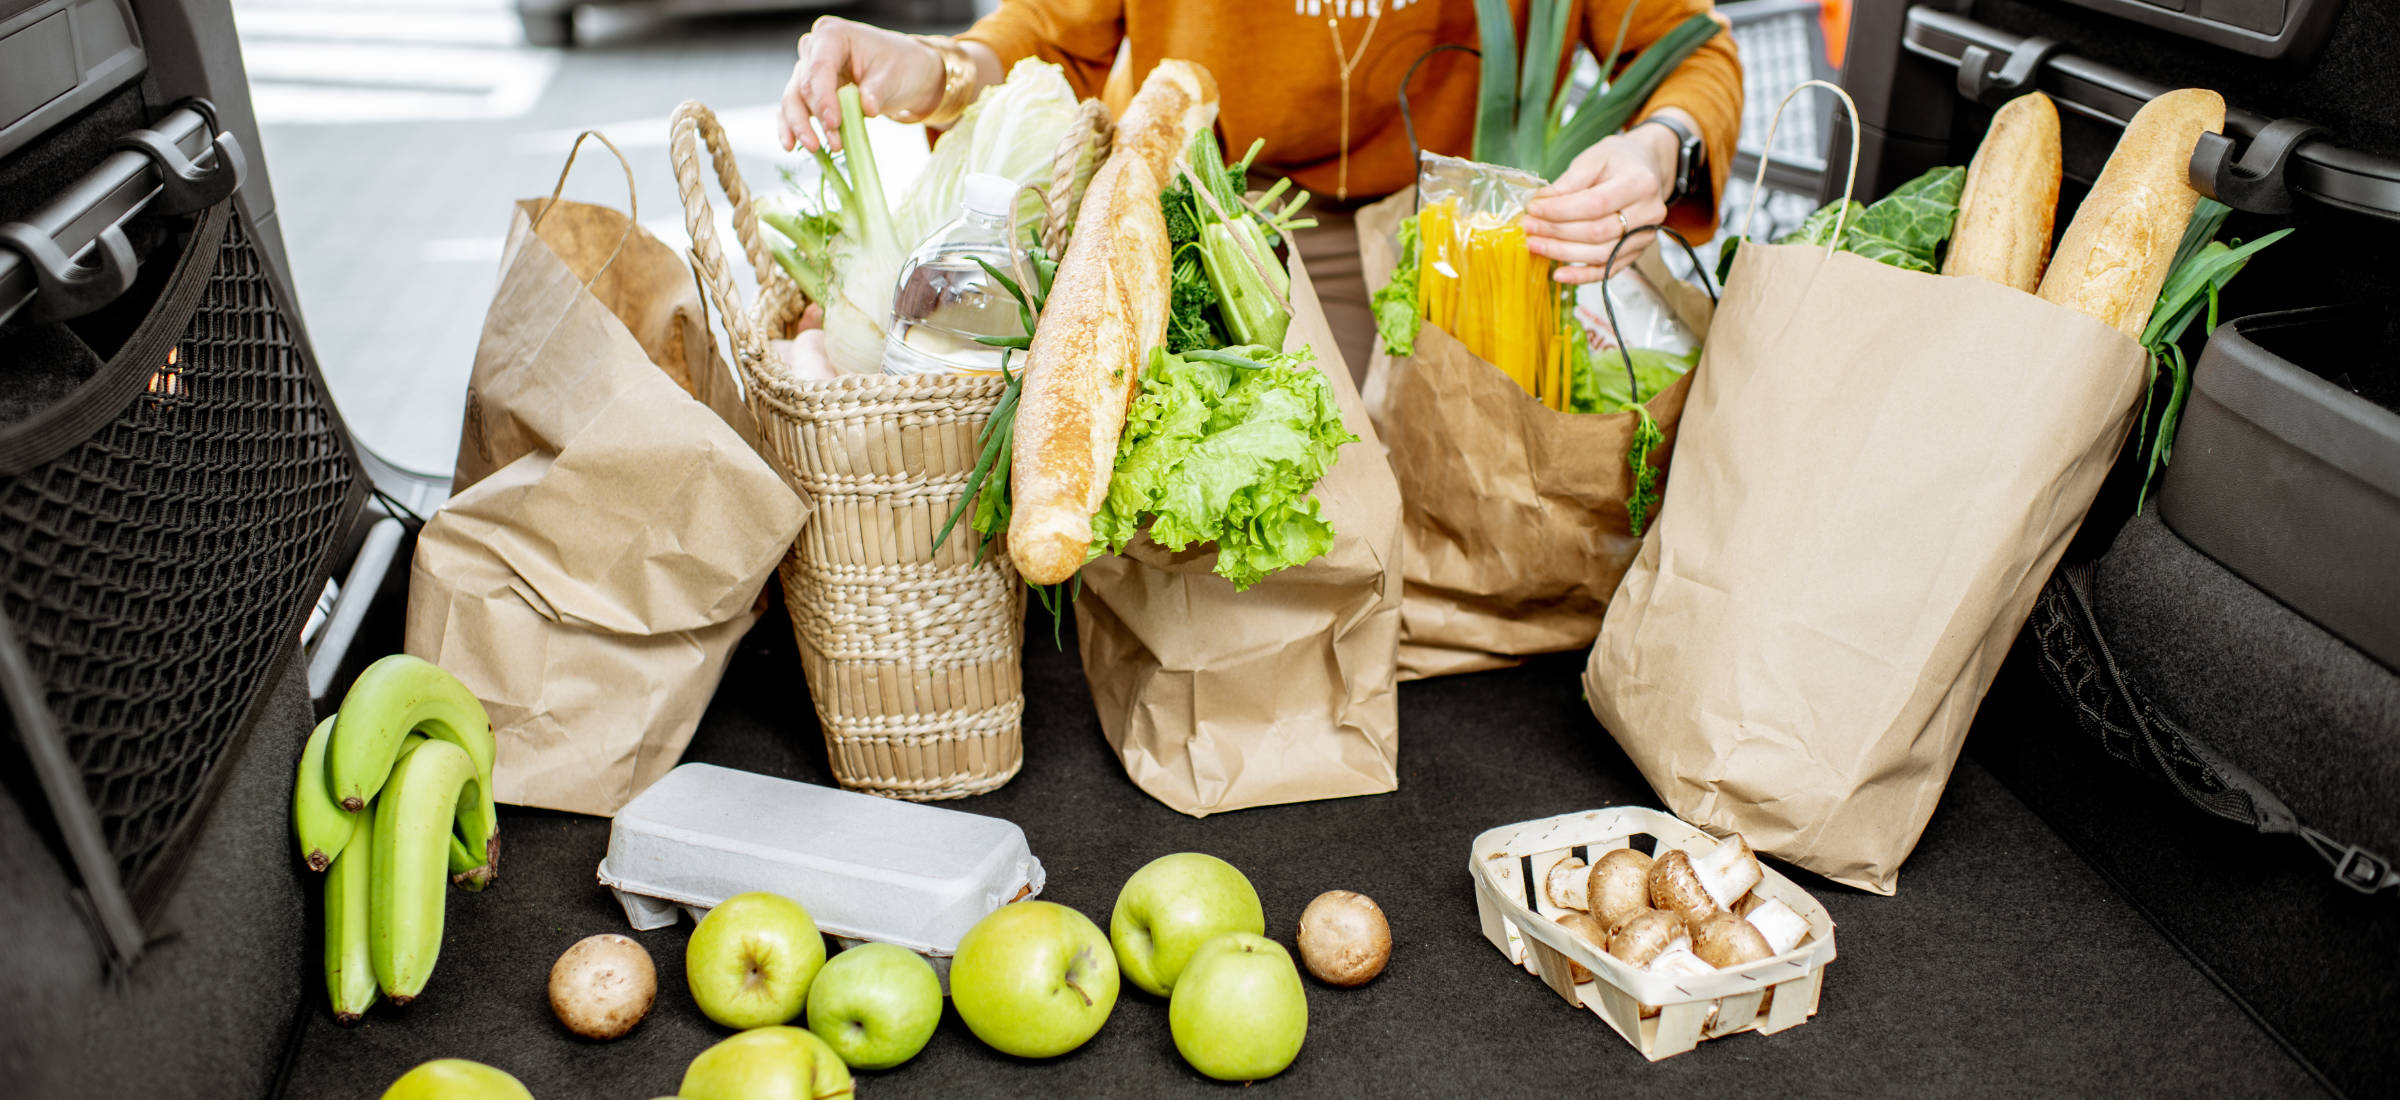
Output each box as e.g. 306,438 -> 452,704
686,891 -> 827,1030
679,1026 -> 854,1100
378,1059 -> 534,1100
949,900 -> 1119,1058
1110,852 -> 1265,996
1168,932 -> 1308,1082
806,942 -> 943,1070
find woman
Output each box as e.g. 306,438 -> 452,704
778,0 -> 1740,376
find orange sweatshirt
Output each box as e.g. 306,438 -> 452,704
962,0 -> 1743,239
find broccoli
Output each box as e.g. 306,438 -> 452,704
1161,181 -> 1201,248
1165,249 -> 1223,353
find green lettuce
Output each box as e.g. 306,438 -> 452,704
1569,337 -> 1698,415
1717,165 -> 1966,283
1836,165 -> 1965,272
1091,344 -> 1358,590
1566,335 -> 1695,536
1781,199 -> 1866,250
1372,214 -> 1424,356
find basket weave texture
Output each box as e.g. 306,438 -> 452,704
667,101 -> 1104,799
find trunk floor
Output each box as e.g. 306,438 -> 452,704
276,608 -> 2328,1099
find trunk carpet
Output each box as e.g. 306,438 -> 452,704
275,605 -> 2326,1099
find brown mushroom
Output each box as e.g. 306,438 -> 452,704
1555,911 -> 1611,982
1744,896 -> 1810,955
1692,913 -> 1775,969
1692,834 -> 1765,910
1544,856 -> 1591,911
1647,848 -> 1721,927
1585,849 -> 1653,935
1297,890 -> 1393,986
1605,908 -> 1688,968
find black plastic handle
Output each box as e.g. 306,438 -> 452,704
112,98 -> 246,217
1597,223 -> 1718,405
0,99 -> 242,327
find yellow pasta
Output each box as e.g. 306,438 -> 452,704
1418,197 -> 1569,410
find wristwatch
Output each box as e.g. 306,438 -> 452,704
1638,114 -> 1705,204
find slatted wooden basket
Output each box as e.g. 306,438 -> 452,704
1469,807 -> 1838,1061
665,99 -> 1108,800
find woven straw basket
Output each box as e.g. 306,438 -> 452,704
667,100 -> 1110,800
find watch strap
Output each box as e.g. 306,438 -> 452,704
1638,115 -> 1702,204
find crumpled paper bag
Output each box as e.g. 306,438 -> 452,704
1076,253 -> 1406,816
406,196 -> 806,815
1586,241 -> 2147,893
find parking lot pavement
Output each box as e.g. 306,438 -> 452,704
238,0 -> 954,473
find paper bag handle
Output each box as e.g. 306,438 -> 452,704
1738,79 -> 1863,255
530,129 -> 640,291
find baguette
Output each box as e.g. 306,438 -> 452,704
2037,89 -> 2224,337
1008,62 -> 1219,586
1109,60 -> 1220,185
1943,92 -> 2060,292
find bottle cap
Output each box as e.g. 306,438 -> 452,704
961,173 -> 1018,218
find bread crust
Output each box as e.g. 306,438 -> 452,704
1943,92 -> 2060,293
2037,88 -> 2224,338
1110,60 -> 1220,183
1007,62 -> 1219,585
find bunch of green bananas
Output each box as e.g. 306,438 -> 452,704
293,654 -> 500,1022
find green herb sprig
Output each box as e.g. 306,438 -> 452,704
1625,405 -> 1665,537
926,243 -> 1081,646
2132,198 -> 2290,511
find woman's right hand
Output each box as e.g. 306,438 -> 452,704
778,16 -> 944,153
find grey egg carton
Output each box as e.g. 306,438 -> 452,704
597,763 -> 1044,982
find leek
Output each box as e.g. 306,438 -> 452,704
1468,1 -> 1720,179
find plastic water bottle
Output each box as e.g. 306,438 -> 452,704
884,173 -> 1024,377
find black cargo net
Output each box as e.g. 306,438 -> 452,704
0,215 -> 357,907
2026,563 -> 2283,829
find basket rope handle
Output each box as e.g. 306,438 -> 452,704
1039,100 -> 1115,259
668,100 -> 805,374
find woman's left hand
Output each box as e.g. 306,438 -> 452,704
1521,120 -> 1682,284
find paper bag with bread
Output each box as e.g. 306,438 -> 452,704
1586,85 -> 2285,893
960,61 -> 1405,816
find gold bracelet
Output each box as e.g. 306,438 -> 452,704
907,36 -> 979,129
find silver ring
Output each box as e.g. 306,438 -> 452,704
1614,210 -> 1631,237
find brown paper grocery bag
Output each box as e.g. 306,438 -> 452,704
406,161 -> 806,816
1076,253 -> 1405,816
1355,192 -> 1712,679
1585,241 -> 2148,893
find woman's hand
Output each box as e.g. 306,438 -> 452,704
1521,118 -> 1685,284
778,16 -> 944,153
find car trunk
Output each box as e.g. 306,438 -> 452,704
2,1 -> 2390,1097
